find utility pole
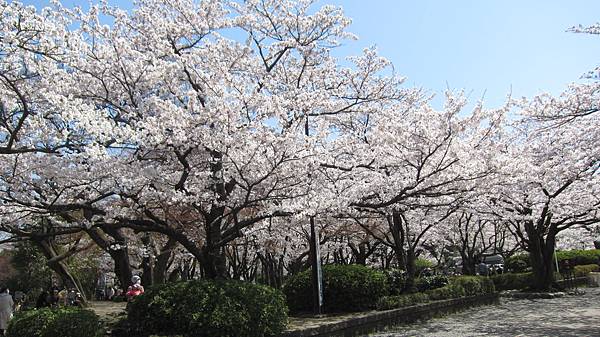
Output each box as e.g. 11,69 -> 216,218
309,216 -> 323,315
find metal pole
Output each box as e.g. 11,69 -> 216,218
554,246 -> 559,273
309,216 -> 323,315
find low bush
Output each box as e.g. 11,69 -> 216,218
415,275 -> 449,292
127,280 -> 288,337
385,269 -> 407,296
556,249 -> 600,266
376,292 -> 429,310
415,258 -> 435,275
7,307 -> 102,337
451,276 -> 494,294
283,264 -> 388,313
426,283 -> 466,301
376,275 -> 494,310
450,276 -> 484,296
505,255 -> 531,273
491,272 -> 533,291
573,264 -> 599,277
506,250 -> 600,273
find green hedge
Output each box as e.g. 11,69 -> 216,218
376,276 -> 494,311
573,264 -> 599,277
505,255 -> 531,273
491,272 -> 533,291
506,249 -> 600,273
556,250 -> 600,266
427,283 -> 466,301
127,280 -> 287,337
283,264 -> 388,313
376,292 -> 429,310
7,307 -> 102,337
385,270 -> 448,295
416,275 -> 449,292
450,276 -> 495,296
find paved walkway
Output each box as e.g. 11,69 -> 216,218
372,288 -> 600,337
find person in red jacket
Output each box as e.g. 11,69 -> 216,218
126,275 -> 144,302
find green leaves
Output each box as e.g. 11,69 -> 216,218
7,307 -> 102,337
283,264 -> 388,313
126,280 -> 288,337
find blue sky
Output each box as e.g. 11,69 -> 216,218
19,0 -> 600,109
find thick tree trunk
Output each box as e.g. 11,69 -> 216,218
524,220 -> 556,291
404,249 -> 417,292
460,254 -> 477,275
153,238 -> 177,284
349,242 -> 369,265
85,227 -> 133,292
200,206 -> 228,279
389,210 -> 407,270
200,247 -> 226,279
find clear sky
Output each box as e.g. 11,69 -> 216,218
17,0 -> 600,109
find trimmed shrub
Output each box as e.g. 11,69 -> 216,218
506,250 -> 600,273
376,292 -> 429,310
385,269 -> 407,296
505,255 -> 530,273
573,264 -> 600,277
426,283 -> 466,301
415,275 -> 449,292
283,264 -> 388,313
449,276 -> 495,296
556,250 -> 600,266
491,272 -> 533,291
7,307 -> 102,337
377,276 -> 494,310
480,277 -> 496,294
127,280 -> 287,337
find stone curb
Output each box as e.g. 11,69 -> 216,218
280,293 -> 499,337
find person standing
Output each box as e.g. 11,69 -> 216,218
57,288 -> 68,306
106,286 -> 115,301
0,287 -> 14,336
126,276 -> 144,302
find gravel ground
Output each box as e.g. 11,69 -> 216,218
371,288 -> 600,337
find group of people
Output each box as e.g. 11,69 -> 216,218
0,275 -> 144,335
36,286 -> 84,308
97,275 -> 145,302
96,285 -> 121,301
478,262 -> 504,276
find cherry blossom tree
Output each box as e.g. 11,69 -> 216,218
320,90 -> 508,287
0,0 -> 409,279
491,106 -> 600,290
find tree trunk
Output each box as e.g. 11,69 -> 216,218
201,206 -> 228,279
404,248 -> 417,292
389,210 -> 407,270
460,254 -> 477,275
153,238 -> 177,284
140,234 -> 155,286
525,220 -> 556,291
85,227 -> 133,292
34,239 -> 87,302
